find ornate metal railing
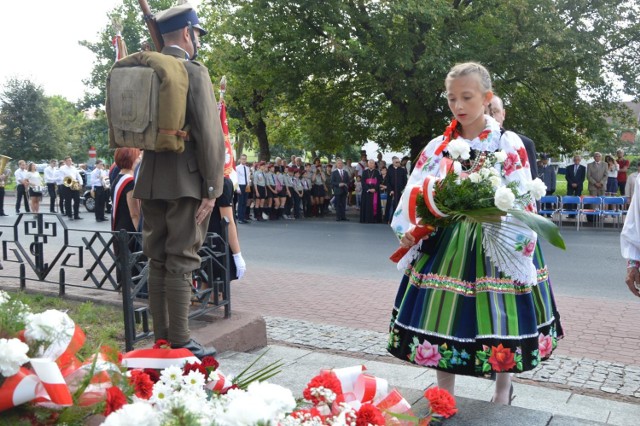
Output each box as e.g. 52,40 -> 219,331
0,213 -> 231,351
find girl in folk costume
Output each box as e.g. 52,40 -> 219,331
388,63 -> 563,405
359,159 -> 382,223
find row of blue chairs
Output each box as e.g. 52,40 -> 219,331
538,195 -> 627,230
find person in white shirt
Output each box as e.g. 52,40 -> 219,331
236,154 -> 251,224
13,160 -> 30,214
25,162 -> 44,213
44,159 -> 58,213
59,156 -> 84,220
90,160 -> 108,222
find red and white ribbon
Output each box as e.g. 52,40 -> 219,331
206,371 -> 233,393
29,358 -> 73,407
318,365 -> 366,396
0,368 -> 40,412
423,176 -> 448,219
121,348 -> 199,370
353,374 -> 388,403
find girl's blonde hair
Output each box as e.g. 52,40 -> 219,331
445,62 -> 492,94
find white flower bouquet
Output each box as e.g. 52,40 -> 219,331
390,150 -> 565,283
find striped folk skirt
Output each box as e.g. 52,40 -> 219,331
387,222 -> 563,376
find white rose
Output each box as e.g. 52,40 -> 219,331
0,338 -> 30,377
525,178 -> 547,200
24,309 -> 75,343
494,150 -> 508,163
489,175 -> 503,188
494,186 -> 516,211
447,138 -> 471,160
479,167 -> 491,178
489,167 -> 500,176
468,172 -> 482,183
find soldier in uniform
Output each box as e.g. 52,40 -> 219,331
132,3 -> 225,358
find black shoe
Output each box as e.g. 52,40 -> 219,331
74,216 -> 83,220
0,213 -> 7,216
171,339 -> 216,359
96,218 -> 108,222
343,218 -> 350,221
238,220 -> 248,224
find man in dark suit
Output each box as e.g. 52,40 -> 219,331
487,95 -> 538,179
331,159 -> 350,221
565,155 -> 586,218
385,156 -> 408,223
127,4 -> 225,358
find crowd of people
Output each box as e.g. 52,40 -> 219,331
0,157 -> 111,221
234,152 -> 411,224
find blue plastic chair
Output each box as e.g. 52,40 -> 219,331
538,195 -> 559,222
601,196 -> 626,228
580,196 -> 603,228
558,196 -> 581,230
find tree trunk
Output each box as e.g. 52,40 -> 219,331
255,116 -> 270,161
234,133 -> 244,161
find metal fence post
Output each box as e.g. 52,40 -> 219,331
117,229 -> 135,352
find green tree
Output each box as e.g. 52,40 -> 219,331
47,96 -> 87,160
202,0 -> 640,161
79,0 -> 175,109
0,78 -> 57,161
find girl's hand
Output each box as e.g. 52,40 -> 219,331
400,231 -> 416,248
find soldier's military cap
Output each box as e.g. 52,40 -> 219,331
155,3 -> 207,36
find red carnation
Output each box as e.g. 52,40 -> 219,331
488,344 -> 516,372
104,386 -> 128,416
201,356 -> 219,371
424,386 -> 458,419
302,371 -> 342,405
153,339 -> 171,349
129,370 -> 154,400
143,368 -> 160,383
183,361 -> 208,377
356,403 -> 386,426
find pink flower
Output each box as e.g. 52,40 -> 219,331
502,152 -> 520,176
538,334 -> 553,358
414,340 -> 442,367
522,241 -> 536,257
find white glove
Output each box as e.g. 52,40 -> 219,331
233,252 -> 246,280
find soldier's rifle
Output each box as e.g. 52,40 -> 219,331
138,0 -> 164,52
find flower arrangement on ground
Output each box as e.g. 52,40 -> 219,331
2,289 -> 456,425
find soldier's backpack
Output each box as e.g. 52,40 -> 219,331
106,51 -> 189,153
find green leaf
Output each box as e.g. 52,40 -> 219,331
482,362 -> 492,373
441,350 -> 453,359
509,210 -> 566,250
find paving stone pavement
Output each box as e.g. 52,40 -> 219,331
264,315 -> 640,403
